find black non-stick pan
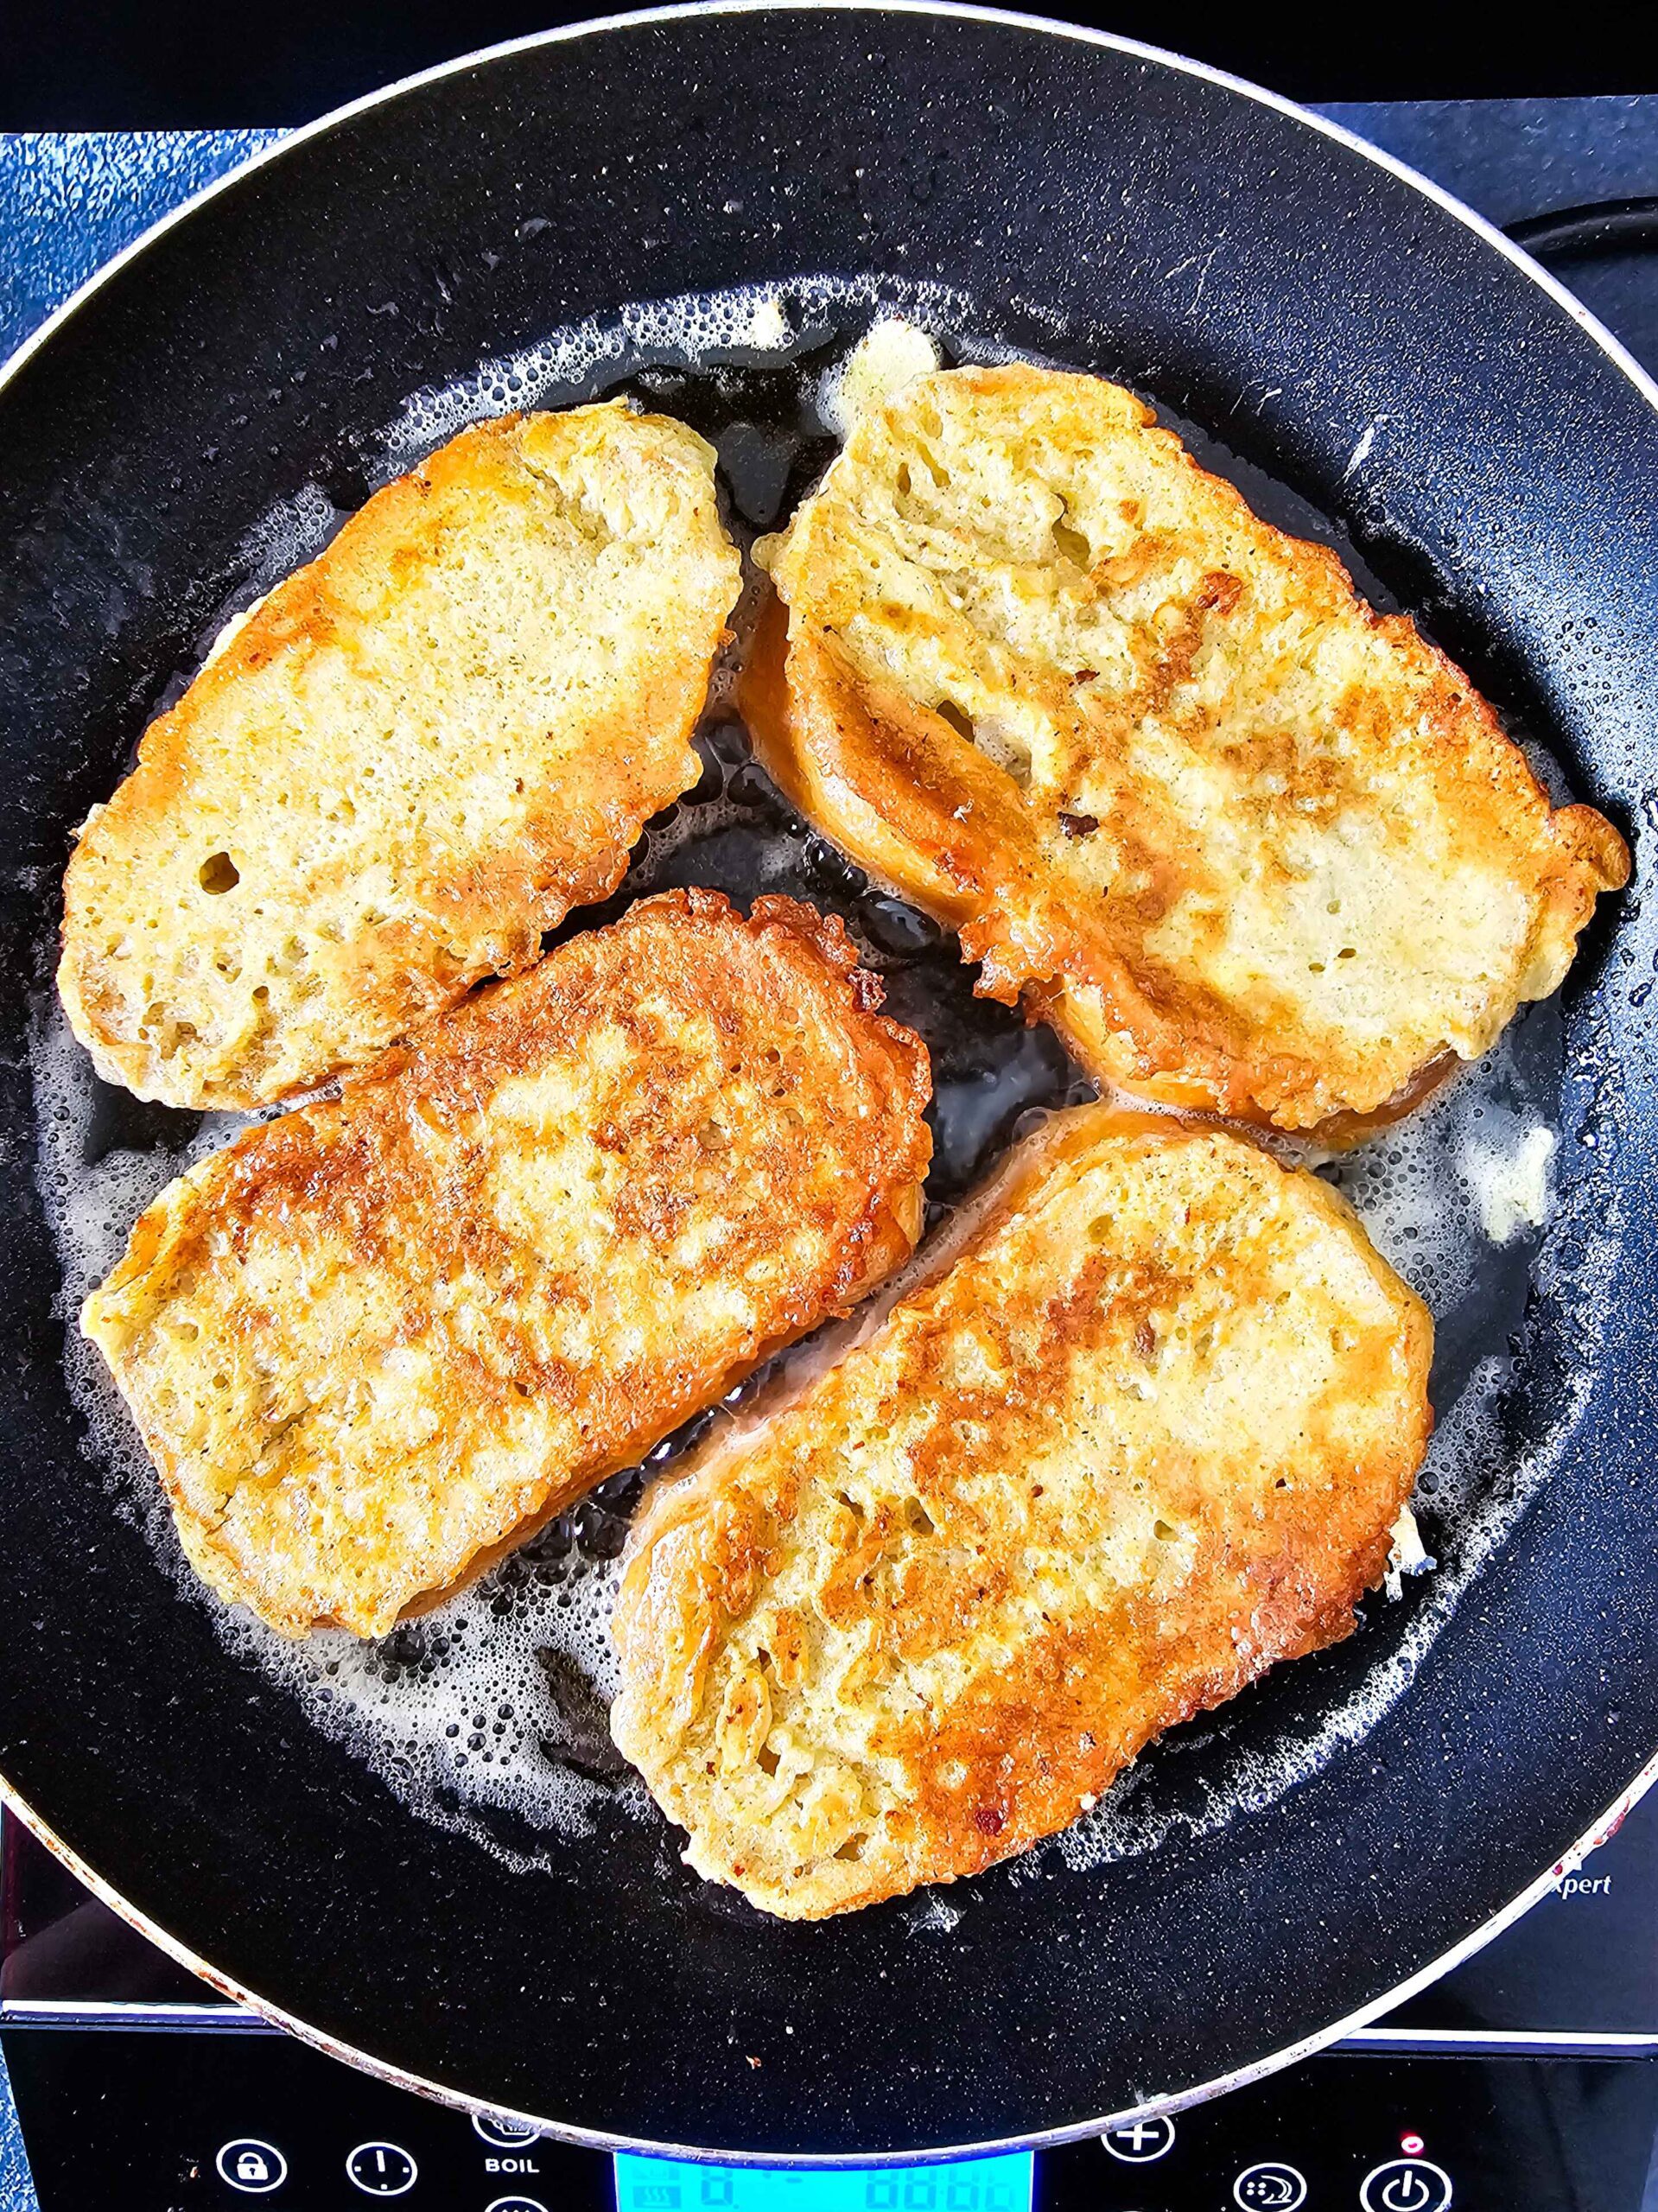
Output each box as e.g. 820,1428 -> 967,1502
3,3 -> 1656,2162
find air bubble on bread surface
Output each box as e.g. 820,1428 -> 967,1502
28,273 -> 1629,1888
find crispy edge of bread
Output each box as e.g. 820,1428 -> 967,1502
59,404 -> 742,1110
82,887 -> 933,1638
611,1103 -> 1434,1916
750,365 -> 1630,1135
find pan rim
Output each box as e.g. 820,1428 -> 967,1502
3,0 -> 1656,2164
3,1 -> 1657,424
7,1750 -> 1657,2164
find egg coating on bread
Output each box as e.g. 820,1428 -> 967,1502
60,404 -> 741,1109
611,1107 -> 1432,1917
81,891 -> 931,1639
756,363 -> 1628,1133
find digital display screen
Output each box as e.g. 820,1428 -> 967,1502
613,2149 -> 1034,2212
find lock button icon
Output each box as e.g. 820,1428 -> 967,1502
216,2139 -> 288,2193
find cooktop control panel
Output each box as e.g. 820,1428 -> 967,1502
6,2034 -> 1658,2211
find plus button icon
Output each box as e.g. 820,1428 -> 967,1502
1102,2116 -> 1178,2164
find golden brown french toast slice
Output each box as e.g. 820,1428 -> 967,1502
611,1106 -> 1432,1917
82,890 -> 931,1639
754,364 -> 1628,1133
60,404 -> 741,1109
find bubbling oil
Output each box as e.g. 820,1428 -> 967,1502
29,279 -> 1627,1891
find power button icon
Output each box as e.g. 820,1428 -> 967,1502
1359,2158 -> 1453,2211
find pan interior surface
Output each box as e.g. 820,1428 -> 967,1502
28,277 -> 1615,1894
1,7 -> 1655,2159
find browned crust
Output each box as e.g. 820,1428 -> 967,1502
85,888 -> 932,1637
754,365 -> 1631,1135
612,1107 -> 1434,1916
59,408 -> 740,1108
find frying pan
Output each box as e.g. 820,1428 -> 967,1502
2,3 -> 1656,2163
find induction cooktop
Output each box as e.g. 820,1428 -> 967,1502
5,91 -> 1658,2212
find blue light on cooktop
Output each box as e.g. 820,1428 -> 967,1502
613,2150 -> 1034,2212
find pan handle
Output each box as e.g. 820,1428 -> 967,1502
1506,195 -> 1658,261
